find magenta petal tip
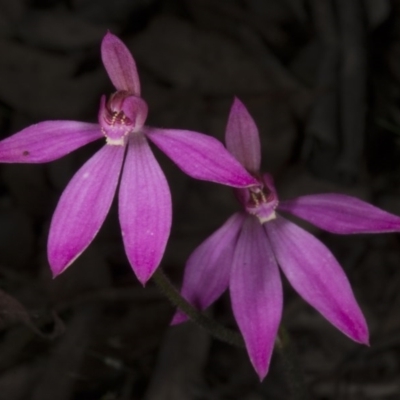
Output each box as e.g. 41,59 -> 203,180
350,323 -> 370,346
170,311 -> 188,325
135,271 -> 153,286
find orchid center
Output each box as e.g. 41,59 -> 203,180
237,174 -> 279,224
98,91 -> 148,146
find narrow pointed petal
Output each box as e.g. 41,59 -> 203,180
101,32 -> 141,95
144,127 -> 257,188
0,121 -> 102,163
119,133 -> 172,285
172,213 -> 245,325
48,145 -> 125,276
225,98 -> 261,172
230,216 -> 283,380
279,193 -> 400,234
266,216 -> 369,344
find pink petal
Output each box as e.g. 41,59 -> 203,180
225,98 -> 261,172
144,127 -> 257,188
48,145 -> 125,276
230,216 -> 283,380
172,212 -> 245,325
101,32 -> 141,95
279,193 -> 400,234
119,96 -> 148,131
266,216 -> 369,344
119,133 -> 172,285
0,121 -> 102,163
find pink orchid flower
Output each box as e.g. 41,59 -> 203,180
0,34 -> 257,284
173,98 -> 400,379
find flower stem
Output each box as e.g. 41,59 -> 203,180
152,268 -> 310,399
152,268 -> 244,347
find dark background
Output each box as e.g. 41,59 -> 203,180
1,0 -> 400,398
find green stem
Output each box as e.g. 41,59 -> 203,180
152,269 -> 310,399
152,268 -> 244,347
